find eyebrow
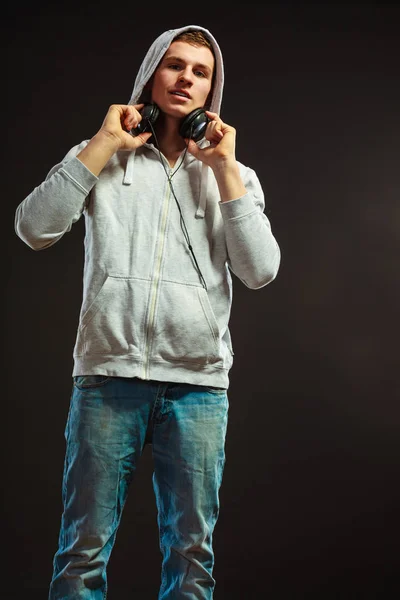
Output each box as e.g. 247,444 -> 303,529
164,55 -> 213,75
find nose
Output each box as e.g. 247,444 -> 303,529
178,68 -> 193,84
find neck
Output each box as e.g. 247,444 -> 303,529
153,119 -> 187,168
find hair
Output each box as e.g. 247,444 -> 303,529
173,30 -> 215,58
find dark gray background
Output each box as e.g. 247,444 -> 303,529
4,3 -> 400,598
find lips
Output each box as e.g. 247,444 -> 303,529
170,90 -> 191,99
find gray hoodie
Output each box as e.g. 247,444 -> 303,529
15,25 -> 281,389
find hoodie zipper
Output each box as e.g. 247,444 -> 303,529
142,170 -> 172,379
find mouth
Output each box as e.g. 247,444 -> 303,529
170,90 -> 191,99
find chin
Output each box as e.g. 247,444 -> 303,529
165,105 -> 191,118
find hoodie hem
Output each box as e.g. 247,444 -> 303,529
73,356 -> 230,389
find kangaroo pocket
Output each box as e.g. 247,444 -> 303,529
151,281 -> 221,365
76,276 -> 150,356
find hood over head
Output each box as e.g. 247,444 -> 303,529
127,25 -> 224,115
125,25 -> 224,219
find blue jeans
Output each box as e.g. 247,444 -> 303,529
49,376 -> 229,599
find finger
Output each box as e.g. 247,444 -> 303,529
206,110 -> 229,129
208,135 -> 223,146
124,106 -> 143,131
115,103 -> 143,112
205,110 -> 219,120
131,103 -> 145,117
205,121 -> 224,144
210,122 -> 224,137
133,131 -> 153,147
185,139 -> 200,157
207,115 -> 224,133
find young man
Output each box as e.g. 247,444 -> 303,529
15,25 -> 280,600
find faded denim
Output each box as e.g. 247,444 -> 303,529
48,375 -> 229,599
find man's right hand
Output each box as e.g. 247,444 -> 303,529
98,103 -> 153,150
77,104 -> 153,176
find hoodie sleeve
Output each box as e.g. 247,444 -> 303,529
15,140 -> 98,250
219,166 -> 281,289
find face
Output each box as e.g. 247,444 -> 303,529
150,40 -> 214,119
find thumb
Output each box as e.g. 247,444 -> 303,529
132,131 -> 153,148
186,139 -> 200,158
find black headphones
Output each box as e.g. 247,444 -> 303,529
133,103 -> 209,142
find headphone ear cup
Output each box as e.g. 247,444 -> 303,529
179,108 -> 209,142
133,103 -> 160,135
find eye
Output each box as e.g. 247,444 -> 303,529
168,64 -> 181,71
194,70 -> 206,78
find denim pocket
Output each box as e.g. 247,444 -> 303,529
202,386 -> 227,395
73,375 -> 111,390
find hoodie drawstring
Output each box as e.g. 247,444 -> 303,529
123,151 -> 136,185
195,160 -> 208,219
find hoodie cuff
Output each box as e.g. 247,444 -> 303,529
61,156 -> 99,194
219,192 -> 258,221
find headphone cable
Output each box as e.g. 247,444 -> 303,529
146,119 -> 208,291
